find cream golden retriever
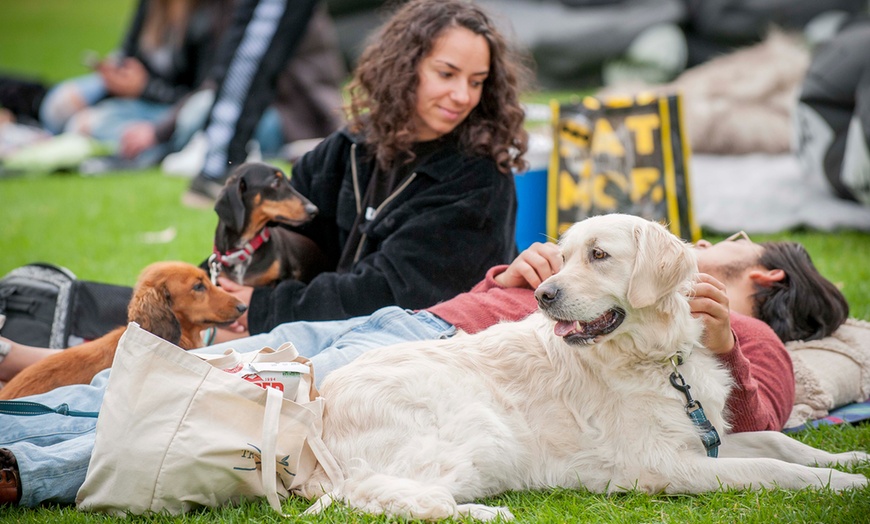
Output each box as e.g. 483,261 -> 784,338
300,214 -> 868,520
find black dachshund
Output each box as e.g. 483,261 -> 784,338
210,163 -> 329,286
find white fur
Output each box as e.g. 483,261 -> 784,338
299,214 -> 868,520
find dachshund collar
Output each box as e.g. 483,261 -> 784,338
212,228 -> 271,268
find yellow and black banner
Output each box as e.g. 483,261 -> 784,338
547,93 -> 699,242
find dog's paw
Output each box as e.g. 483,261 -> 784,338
456,503 -> 514,521
825,470 -> 868,492
832,450 -> 870,466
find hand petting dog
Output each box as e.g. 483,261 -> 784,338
211,276 -> 253,342
493,241 -> 562,290
691,273 -> 736,354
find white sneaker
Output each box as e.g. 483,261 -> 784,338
162,131 -> 207,178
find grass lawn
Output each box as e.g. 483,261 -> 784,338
2,1 -> 870,523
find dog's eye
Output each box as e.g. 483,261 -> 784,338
591,248 -> 608,260
193,282 -> 206,292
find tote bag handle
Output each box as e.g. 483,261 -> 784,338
260,388 -> 345,517
261,386 -> 288,516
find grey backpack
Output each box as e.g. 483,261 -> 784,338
0,263 -> 131,348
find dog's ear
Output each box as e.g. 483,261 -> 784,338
214,173 -> 247,233
627,222 -> 696,309
127,284 -> 182,344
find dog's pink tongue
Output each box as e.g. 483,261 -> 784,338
554,320 -> 577,337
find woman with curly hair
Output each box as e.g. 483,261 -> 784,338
346,0 -> 528,175
215,0 -> 532,339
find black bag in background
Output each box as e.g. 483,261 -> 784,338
0,263 -> 131,348
0,72 -> 49,126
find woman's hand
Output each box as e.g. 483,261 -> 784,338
213,276 -> 253,340
494,242 -> 562,290
99,57 -> 148,98
691,273 -> 735,354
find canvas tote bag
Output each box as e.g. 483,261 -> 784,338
76,322 -> 343,516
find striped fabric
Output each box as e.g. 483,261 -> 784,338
783,397 -> 870,433
202,0 -> 287,181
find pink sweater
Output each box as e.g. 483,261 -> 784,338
426,266 -> 795,433
426,265 -> 537,333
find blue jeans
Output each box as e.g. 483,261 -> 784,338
39,73 -> 106,135
0,307 -> 454,506
39,73 -> 171,149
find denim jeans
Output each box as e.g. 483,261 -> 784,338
0,372 -> 109,506
198,308 -> 455,387
39,73 -> 106,134
0,307 -> 454,506
39,73 -> 171,147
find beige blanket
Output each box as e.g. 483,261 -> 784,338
785,318 -> 870,429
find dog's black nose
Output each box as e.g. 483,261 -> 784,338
305,203 -> 318,217
535,284 -> 559,306
236,304 -> 248,314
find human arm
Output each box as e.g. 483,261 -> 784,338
104,0 -> 229,105
209,277 -> 254,342
691,273 -> 793,432
98,57 -> 149,98
0,338 -> 61,383
426,242 -> 561,334
720,313 -> 795,432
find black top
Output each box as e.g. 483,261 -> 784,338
247,127 -> 518,332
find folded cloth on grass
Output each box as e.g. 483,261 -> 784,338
784,318 -> 870,430
783,396 -> 870,434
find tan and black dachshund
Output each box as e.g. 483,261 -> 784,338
211,162 -> 330,286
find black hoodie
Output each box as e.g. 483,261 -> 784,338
247,127 -> 518,333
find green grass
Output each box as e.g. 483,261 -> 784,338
2,443 -> 869,523
0,0 -> 135,84
0,170 -> 215,285
1,1 -> 870,522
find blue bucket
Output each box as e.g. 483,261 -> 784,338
514,167 -> 548,251
514,126 -> 551,251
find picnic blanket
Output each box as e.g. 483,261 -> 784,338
783,397 -> 870,433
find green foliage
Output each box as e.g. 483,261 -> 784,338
0,0 -> 135,84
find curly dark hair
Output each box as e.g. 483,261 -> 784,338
753,242 -> 849,343
346,0 -> 530,174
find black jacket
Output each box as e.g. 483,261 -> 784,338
247,127 -> 518,333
